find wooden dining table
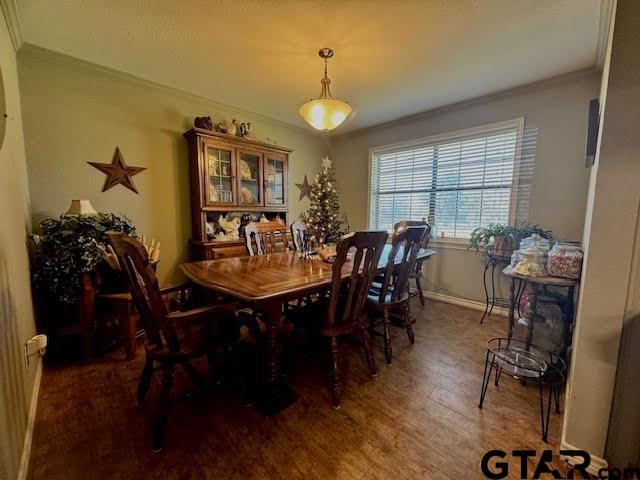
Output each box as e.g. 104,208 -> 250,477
180,245 -> 436,415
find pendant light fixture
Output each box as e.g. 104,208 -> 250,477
299,48 -> 351,132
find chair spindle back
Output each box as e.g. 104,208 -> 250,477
325,231 -> 388,331
377,226 -> 428,303
107,232 -> 179,352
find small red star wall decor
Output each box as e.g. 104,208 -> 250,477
295,174 -> 311,201
88,147 -> 146,194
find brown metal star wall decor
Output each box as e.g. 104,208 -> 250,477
88,147 -> 146,194
295,174 -> 311,201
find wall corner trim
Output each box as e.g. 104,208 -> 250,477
18,43 -> 321,138
560,439 -> 608,476
16,359 -> 42,480
596,0 -> 615,69
333,67 -> 598,141
0,0 -> 22,52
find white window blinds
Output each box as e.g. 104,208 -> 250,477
369,121 -> 523,237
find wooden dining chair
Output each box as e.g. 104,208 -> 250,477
393,219 -> 432,306
107,232 -> 238,452
290,218 -> 307,251
245,221 -> 290,255
368,225 -> 428,365
312,230 -> 388,409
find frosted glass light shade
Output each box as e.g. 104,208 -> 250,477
299,99 -> 352,132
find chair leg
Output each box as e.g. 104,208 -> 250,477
414,275 -> 425,306
153,364 -> 175,453
181,361 -> 204,388
361,328 -> 377,377
136,354 -> 154,407
207,349 -> 225,385
329,336 -> 342,409
382,310 -> 393,365
403,304 -> 415,344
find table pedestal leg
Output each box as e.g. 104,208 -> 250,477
255,300 -> 296,417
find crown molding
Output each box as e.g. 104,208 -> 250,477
0,0 -> 22,51
18,43 -> 322,138
333,67 -> 599,140
596,0 -> 615,70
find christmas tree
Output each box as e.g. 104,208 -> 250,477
306,157 -> 344,244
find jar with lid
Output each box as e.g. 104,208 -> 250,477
509,249 -> 521,268
548,242 -> 583,279
519,234 -> 550,253
513,295 -> 565,355
513,248 -> 548,277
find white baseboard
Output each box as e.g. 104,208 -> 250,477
16,358 -> 42,480
423,290 -> 509,317
560,440 -> 608,476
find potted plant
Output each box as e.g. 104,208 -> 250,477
468,222 -> 552,256
31,212 -> 137,304
468,223 -> 517,256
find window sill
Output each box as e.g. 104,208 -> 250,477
427,237 -> 479,252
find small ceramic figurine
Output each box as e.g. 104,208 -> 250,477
206,221 -> 216,239
243,122 -> 253,139
217,214 -> 241,240
216,121 -> 227,134
259,213 -> 269,223
239,122 -> 247,137
228,119 -> 238,136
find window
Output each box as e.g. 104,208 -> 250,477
369,119 -> 525,238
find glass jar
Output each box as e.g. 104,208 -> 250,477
548,242 -> 583,279
513,248 -> 547,277
509,249 -> 521,268
519,234 -> 550,253
513,295 -> 565,355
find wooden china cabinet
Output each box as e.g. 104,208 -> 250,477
184,128 -> 291,260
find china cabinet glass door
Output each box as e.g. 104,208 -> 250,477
265,154 -> 287,207
205,143 -> 235,206
237,150 -> 263,206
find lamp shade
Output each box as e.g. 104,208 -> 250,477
298,99 -> 352,132
65,199 -> 98,216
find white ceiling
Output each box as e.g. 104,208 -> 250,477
17,0 -> 604,134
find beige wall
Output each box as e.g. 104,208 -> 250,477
331,70 -> 599,303
0,12 -> 39,480
18,45 -> 329,283
563,0 -> 640,465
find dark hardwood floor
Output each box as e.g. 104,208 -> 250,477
28,300 -> 564,479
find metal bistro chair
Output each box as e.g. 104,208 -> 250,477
368,225 -> 428,364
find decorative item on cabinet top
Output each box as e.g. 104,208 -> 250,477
194,116 -> 214,130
